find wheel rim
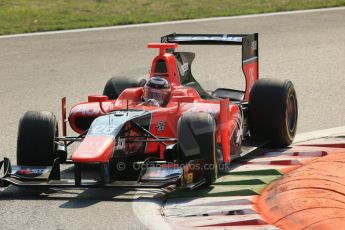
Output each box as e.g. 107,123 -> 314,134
286,94 -> 297,133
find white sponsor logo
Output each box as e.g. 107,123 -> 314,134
18,168 -> 49,175
251,41 -> 257,50
72,107 -> 100,116
116,137 -> 126,150
175,36 -> 242,42
182,63 -> 189,72
236,113 -> 243,145
249,66 -> 255,89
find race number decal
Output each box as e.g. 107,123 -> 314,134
90,124 -> 117,135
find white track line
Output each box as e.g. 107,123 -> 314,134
294,126 -> 345,143
1,6 -> 345,39
132,196 -> 173,230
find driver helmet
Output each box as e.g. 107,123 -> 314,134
143,77 -> 171,106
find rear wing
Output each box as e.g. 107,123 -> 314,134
161,33 -> 258,101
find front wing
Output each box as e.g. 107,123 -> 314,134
0,157 -> 206,190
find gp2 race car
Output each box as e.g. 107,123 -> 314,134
0,33 -> 298,190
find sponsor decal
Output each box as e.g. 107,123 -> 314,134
188,104 -> 218,117
250,41 -> 257,55
182,63 -> 189,72
18,168 -> 49,175
185,173 -> 193,184
236,112 -> 244,145
249,66 -> 255,89
71,106 -> 101,116
156,121 -> 165,132
116,137 -> 126,150
82,141 -> 100,147
147,168 -> 182,178
174,36 -> 242,42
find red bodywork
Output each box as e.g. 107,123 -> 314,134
68,43 -> 257,164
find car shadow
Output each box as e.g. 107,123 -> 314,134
0,164 -> 167,209
0,185 -> 166,209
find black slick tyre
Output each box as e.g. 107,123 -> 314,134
103,77 -> 146,100
177,112 -> 218,186
17,111 -> 58,166
248,78 -> 298,147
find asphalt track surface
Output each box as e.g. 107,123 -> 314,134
0,8 -> 344,230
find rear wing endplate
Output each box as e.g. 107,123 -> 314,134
161,33 -> 259,101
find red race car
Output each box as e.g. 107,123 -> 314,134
0,33 -> 298,190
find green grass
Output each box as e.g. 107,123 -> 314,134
1,0 -> 345,35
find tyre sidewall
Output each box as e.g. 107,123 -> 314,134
17,111 -> 58,166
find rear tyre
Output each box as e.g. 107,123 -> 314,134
177,112 -> 218,187
17,111 -> 58,166
249,78 -> 298,147
103,77 -> 146,100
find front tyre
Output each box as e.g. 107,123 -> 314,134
17,111 -> 58,166
249,78 -> 298,146
177,112 -> 218,187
